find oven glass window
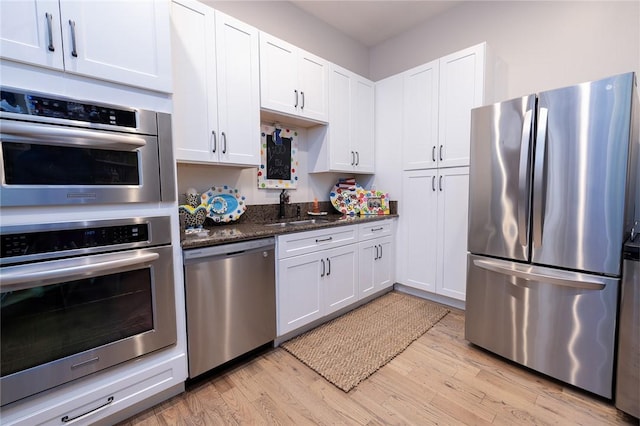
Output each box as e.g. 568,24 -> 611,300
0,269 -> 153,376
2,142 -> 140,185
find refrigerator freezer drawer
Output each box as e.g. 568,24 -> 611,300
465,254 -> 618,398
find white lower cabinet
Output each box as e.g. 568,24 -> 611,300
358,221 -> 394,298
278,252 -> 324,334
277,230 -> 358,336
359,236 -> 393,298
398,167 -> 469,301
277,220 -> 396,337
323,244 -> 359,314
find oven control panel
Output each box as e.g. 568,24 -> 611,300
1,224 -> 149,260
0,87 -> 137,128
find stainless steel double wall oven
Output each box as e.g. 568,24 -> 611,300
0,88 -> 177,407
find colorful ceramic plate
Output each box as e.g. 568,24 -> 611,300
329,180 -> 365,216
201,186 -> 247,223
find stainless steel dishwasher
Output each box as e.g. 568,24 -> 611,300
183,238 -> 276,378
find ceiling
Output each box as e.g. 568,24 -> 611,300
289,1 -> 463,47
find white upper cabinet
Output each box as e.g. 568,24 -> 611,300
1,0 -> 172,92
172,0 -> 260,166
403,60 -> 439,170
259,32 -> 329,123
403,43 -> 491,170
437,45 -> 485,169
308,64 -> 375,173
0,0 -> 64,71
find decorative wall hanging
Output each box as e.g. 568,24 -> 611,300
258,124 -> 299,189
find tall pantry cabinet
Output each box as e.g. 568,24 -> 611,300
394,42 -> 501,304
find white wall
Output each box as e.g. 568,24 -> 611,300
370,1 -> 640,99
205,0 -> 370,77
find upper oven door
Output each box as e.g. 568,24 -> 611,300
0,119 -> 162,206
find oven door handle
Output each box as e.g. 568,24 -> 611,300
1,251 -> 160,291
1,120 -> 147,150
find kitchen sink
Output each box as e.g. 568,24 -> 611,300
264,219 -> 330,227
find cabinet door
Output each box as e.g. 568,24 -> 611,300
400,170 -> 438,292
259,33 -> 298,116
214,11 -> 260,166
352,77 -> 375,173
0,0 -> 64,70
278,253 -> 323,336
171,0 -> 217,163
436,167 -> 470,301
328,65 -> 353,171
403,60 -> 439,170
359,236 -> 393,298
358,242 -> 376,298
374,236 -> 393,290
438,44 -> 485,168
324,245 -> 358,315
59,0 -> 172,92
298,50 -> 328,122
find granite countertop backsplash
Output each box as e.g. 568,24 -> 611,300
181,200 -> 398,249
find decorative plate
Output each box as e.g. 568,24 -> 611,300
201,186 -> 247,223
329,179 -> 365,216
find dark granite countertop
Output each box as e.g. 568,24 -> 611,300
181,213 -> 398,250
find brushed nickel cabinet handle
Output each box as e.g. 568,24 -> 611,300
69,19 -> 78,57
315,237 -> 333,243
61,396 -> 114,423
45,13 -> 55,51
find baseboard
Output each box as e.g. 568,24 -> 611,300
394,283 -> 466,311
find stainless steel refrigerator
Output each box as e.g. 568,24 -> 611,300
465,72 -> 639,399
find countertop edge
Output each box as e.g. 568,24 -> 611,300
180,214 -> 399,250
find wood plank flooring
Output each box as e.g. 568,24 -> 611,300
118,307 -> 636,425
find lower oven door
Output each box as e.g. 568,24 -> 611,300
0,245 -> 176,406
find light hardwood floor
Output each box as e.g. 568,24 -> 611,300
118,307 -> 636,425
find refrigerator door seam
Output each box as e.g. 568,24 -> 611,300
532,107 -> 548,248
518,109 -> 534,247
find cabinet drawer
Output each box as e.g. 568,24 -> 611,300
1,354 -> 186,425
277,225 -> 357,259
358,220 -> 393,241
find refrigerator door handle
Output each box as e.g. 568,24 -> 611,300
473,258 -> 606,290
518,109 -> 534,247
533,107 -> 549,248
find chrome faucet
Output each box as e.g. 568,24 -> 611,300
279,189 -> 289,219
